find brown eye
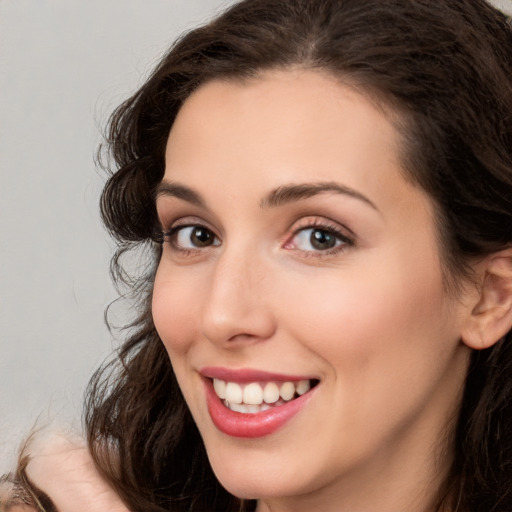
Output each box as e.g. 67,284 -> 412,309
171,225 -> 220,249
190,227 -> 216,247
310,229 -> 337,250
292,227 -> 344,252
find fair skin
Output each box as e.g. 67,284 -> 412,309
9,70 -> 512,512
1,431 -> 129,512
152,69 -> 478,512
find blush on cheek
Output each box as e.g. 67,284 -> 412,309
286,262 -> 445,373
282,273 -> 383,349
152,279 -> 196,355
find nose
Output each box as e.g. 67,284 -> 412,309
200,246 -> 277,346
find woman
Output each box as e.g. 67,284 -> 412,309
3,0 -> 512,511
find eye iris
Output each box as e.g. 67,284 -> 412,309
191,227 -> 214,247
311,229 -> 336,250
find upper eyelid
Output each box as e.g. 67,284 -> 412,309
155,195 -> 215,224
289,225 -> 354,248
293,225 -> 351,241
163,221 -> 203,236
159,215 -> 219,234
157,212 -> 357,247
162,216 -> 352,233
288,216 -> 356,239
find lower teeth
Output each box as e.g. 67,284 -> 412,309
224,399 -> 287,414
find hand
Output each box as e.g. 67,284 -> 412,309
6,430 -> 130,512
0,474 -> 37,511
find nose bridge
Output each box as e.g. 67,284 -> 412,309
200,241 -> 274,344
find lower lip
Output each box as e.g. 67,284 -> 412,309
204,379 -> 315,438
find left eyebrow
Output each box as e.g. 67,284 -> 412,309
260,182 -> 379,211
154,181 -> 207,208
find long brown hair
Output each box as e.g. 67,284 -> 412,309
86,1 -> 512,511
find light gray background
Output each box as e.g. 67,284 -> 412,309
1,0 -> 511,473
0,0 -> 237,473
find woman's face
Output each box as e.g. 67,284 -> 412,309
153,70 -> 472,509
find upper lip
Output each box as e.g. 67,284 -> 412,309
200,366 -> 317,383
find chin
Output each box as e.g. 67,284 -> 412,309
205,443 -> 321,502
214,471 -> 292,501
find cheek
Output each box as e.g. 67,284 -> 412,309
278,249 -> 455,378
152,264 -> 201,357
152,265 -> 208,420
274,252 -> 465,454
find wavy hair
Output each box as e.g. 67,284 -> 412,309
85,1 -> 512,511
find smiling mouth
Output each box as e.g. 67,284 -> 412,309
201,369 -> 320,437
212,378 -> 319,414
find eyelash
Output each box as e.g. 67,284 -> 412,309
161,223 -> 221,256
159,218 -> 354,258
284,218 -> 354,256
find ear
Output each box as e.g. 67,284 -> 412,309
461,248 -> 512,350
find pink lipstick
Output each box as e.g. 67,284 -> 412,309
201,367 -> 318,438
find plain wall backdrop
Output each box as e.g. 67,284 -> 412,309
0,0 -> 237,473
1,0 -> 511,473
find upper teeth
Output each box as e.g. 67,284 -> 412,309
213,378 -> 311,405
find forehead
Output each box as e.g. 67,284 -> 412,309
169,69 -> 399,145
164,69 -> 427,218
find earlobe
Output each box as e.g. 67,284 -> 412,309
461,248 -> 512,350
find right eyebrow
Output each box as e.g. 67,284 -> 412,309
260,181 -> 379,211
154,181 -> 207,208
